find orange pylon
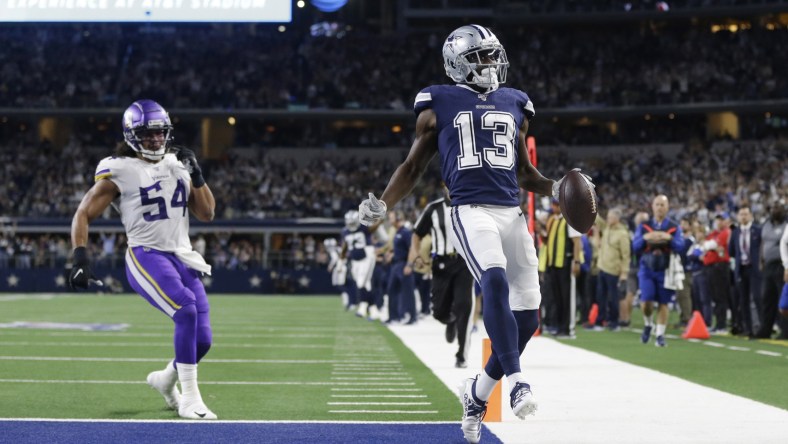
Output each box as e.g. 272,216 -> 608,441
682,311 -> 710,340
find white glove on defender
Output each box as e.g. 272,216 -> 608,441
552,168 -> 595,200
359,193 -> 387,226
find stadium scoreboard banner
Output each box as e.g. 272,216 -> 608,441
0,0 -> 291,22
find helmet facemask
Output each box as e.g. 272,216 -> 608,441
127,126 -> 173,161
460,47 -> 508,92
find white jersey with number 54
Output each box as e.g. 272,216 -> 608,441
94,153 -> 193,253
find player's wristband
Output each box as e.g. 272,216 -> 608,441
191,171 -> 206,188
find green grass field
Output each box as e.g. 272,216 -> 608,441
1,294 -> 786,423
0,294 -> 459,420
559,311 -> 788,410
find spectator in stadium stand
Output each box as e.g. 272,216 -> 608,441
632,195 -> 684,347
578,227 -> 597,329
620,211 -> 649,327
687,219 -> 713,326
780,223 -> 788,320
674,217 -> 695,329
728,206 -> 763,337
703,212 -> 734,334
754,204 -> 788,339
595,208 -> 631,331
389,210 -> 418,325
541,198 -> 583,338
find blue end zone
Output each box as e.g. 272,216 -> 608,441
0,421 -> 503,444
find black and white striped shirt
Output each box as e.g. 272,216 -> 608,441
413,198 -> 456,256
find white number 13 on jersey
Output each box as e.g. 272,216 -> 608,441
454,111 -> 516,170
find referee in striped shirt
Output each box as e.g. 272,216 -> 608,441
407,192 -> 475,368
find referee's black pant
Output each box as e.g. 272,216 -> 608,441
431,255 -> 474,362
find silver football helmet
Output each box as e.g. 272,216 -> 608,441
344,210 -> 360,231
442,25 -> 509,92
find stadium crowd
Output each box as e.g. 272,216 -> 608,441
2,137 -> 785,281
0,23 -> 785,110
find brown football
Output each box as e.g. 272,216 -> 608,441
559,169 -> 598,233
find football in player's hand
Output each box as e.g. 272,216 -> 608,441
558,169 -> 598,233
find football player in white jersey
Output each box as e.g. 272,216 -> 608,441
359,25 -> 593,443
68,99 -> 218,420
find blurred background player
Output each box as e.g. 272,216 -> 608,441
358,24 -> 593,444
324,237 -> 349,306
340,210 -> 379,320
632,195 -> 685,347
67,99 -> 217,420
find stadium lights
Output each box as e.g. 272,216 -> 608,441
228,117 -> 236,125
669,113 -> 675,120
278,25 -> 286,32
297,0 -> 305,7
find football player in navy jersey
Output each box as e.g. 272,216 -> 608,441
341,210 -> 378,319
359,25 -> 591,443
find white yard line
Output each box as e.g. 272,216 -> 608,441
387,316 -> 788,444
327,410 -> 438,414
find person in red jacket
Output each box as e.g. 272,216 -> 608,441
703,212 -> 733,333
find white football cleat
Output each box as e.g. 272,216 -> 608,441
146,369 -> 181,410
458,376 -> 487,444
510,381 -> 538,419
178,399 -> 217,420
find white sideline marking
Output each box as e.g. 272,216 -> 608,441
0,379 -> 416,386
755,350 -> 782,357
328,410 -> 438,414
389,314 -> 788,444
331,372 -> 408,376
330,395 -> 428,398
0,356 -> 399,365
0,341 -> 332,349
704,341 -> 726,348
727,346 -> 750,351
327,402 -> 432,406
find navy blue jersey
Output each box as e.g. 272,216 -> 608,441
342,226 -> 372,260
414,84 -> 535,207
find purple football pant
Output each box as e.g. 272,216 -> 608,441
125,246 -> 212,365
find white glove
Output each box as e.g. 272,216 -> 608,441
552,168 -> 595,200
359,193 -> 387,226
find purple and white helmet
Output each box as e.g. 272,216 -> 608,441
122,99 -> 173,161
